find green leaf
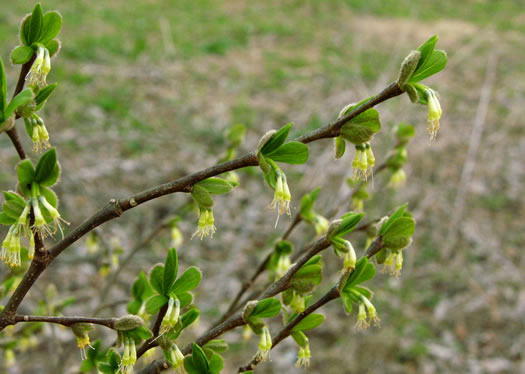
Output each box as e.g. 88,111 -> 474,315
28,4 -> 44,45
410,50 -> 447,82
343,258 -> 376,290
203,340 -> 228,355
35,83 -> 57,110
5,88 -> 34,119
45,39 -> 60,57
16,159 -> 35,192
10,45 -> 34,65
382,217 -> 415,238
292,313 -> 325,332
179,292 -> 194,308
209,353 -> 224,374
145,294 -> 168,314
34,148 -> 57,183
149,264 -> 165,295
334,136 -> 346,159
2,200 -> 24,220
38,163 -> 60,187
40,187 -> 57,207
39,11 -> 62,43
415,35 -> 438,72
266,141 -> 309,164
181,308 -> 200,329
0,57 -> 6,119
186,343 -> 209,374
380,203 -> 408,235
191,185 -> 214,209
261,123 -> 293,155
163,248 -> 179,294
3,191 -> 26,206
340,108 -> 381,145
127,300 -> 141,315
334,212 -> 365,237
170,266 -> 202,295
251,298 -> 281,319
341,291 -> 353,314
196,178 -> 234,194
0,212 -> 17,225
353,286 -> 372,299
290,264 -> 322,294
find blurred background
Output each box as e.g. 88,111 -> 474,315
1,0 -> 524,373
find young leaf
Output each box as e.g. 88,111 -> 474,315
145,294 -> 168,314
185,343 -> 209,374
291,313 -> 325,332
340,108 -> 381,145
38,163 -> 60,187
181,308 -> 200,329
382,217 -> 415,239
251,298 -> 281,319
196,178 -> 234,194
39,11 -> 62,43
260,123 -> 293,155
45,39 -> 61,57
334,212 -> 365,237
149,264 -> 165,295
10,45 -> 34,65
170,266 -> 202,295
415,35 -> 438,72
35,83 -> 57,110
290,264 -> 322,294
178,292 -> 194,308
27,4 -> 44,45
0,212 -> 17,225
17,159 -> 36,191
34,148 -> 57,183
379,203 -> 408,235
191,185 -> 214,209
40,187 -> 57,207
163,248 -> 179,294
341,291 -> 353,314
209,353 -> 224,374
5,88 -> 34,119
266,141 -> 309,164
410,50 -> 447,82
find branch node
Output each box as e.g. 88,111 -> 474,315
129,197 -> 137,207
111,199 -> 124,216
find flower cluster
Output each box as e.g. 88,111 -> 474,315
354,296 -> 380,329
352,143 -> 375,180
160,297 -> 180,335
163,344 -> 185,373
119,337 -> 137,374
25,46 -> 51,88
271,169 -> 291,223
256,326 -> 273,362
383,250 -> 404,278
192,208 -> 216,240
425,88 -> 443,140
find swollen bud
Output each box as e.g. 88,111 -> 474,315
114,315 -> 145,331
397,50 -> 421,87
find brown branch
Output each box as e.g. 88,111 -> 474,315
5,57 -> 35,160
238,286 -> 340,372
138,236 -> 386,374
0,81 -> 402,329
14,315 -> 117,329
215,214 -> 302,325
238,236 -> 385,372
